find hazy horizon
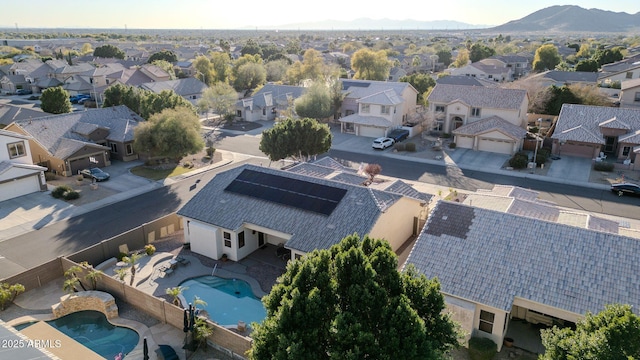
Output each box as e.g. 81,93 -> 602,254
1,1 -> 639,30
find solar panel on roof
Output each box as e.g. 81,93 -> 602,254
225,169 -> 347,216
342,81 -> 370,89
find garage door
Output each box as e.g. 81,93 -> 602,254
456,135 -> 474,149
0,175 -> 40,202
478,138 -> 513,154
559,143 -> 595,158
359,125 -> 385,138
69,154 -> 106,175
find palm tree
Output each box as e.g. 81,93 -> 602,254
63,278 -> 79,295
115,268 -> 128,282
192,295 -> 207,310
193,316 -> 213,351
123,252 -> 143,286
165,286 -> 188,306
64,265 -> 86,291
84,269 -> 103,290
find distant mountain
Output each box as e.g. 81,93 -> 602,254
247,18 -> 487,31
491,5 -> 640,33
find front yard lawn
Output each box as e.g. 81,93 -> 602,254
130,164 -> 193,180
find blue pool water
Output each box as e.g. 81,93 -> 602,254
180,276 -> 267,326
18,310 -> 139,359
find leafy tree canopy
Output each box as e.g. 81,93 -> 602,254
197,82 -> 237,118
249,234 -> 459,360
399,73 -> 436,105
148,50 -> 178,64
233,62 -> 267,91
40,86 -> 72,114
93,44 -> 125,59
351,48 -> 391,81
241,39 -> 263,57
103,84 -> 194,120
259,117 -> 331,162
294,82 -> 333,120
533,44 -> 562,72
436,49 -> 453,67
133,107 -> 204,159
593,47 -> 624,67
102,83 -> 146,113
540,304 -> 640,360
574,59 -> 599,72
469,42 -> 496,63
210,52 -> 232,84
543,85 -> 581,115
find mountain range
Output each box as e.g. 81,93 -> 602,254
262,6 -> 639,33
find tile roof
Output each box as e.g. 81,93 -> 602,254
488,185 -> 539,201
287,162 -> 336,178
383,180 -> 432,203
427,84 -> 527,110
0,105 -> 45,126
405,201 -> 640,315
0,160 -> 47,176
338,114 -> 392,127
342,79 -> 414,100
357,89 -> 403,106
177,164 -> 404,253
243,84 -> 305,109
552,104 -> 640,143
140,77 -> 207,97
539,70 -> 599,83
436,76 -> 498,87
329,172 -> 369,186
312,157 -> 356,172
12,105 -> 141,159
452,116 -> 527,139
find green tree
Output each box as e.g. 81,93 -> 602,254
152,59 -> 176,80
533,44 -> 562,71
197,82 -> 237,119
469,43 -> 496,62
134,107 -> 204,159
400,73 -> 436,105
544,85 -> 581,115
165,286 -> 187,306
122,252 -> 143,286
286,49 -> 328,85
593,47 -> 624,66
93,44 -> 125,59
0,282 -> 25,310
351,48 -> 391,81
80,43 -> 93,55
436,49 -> 452,67
140,89 -> 195,120
574,59 -> 599,72
148,50 -> 178,64
540,304 -> 640,360
210,52 -> 231,84
259,118 -> 331,162
248,234 -> 459,360
452,49 -> 470,68
233,62 -> 267,91
241,39 -> 263,57
568,83 -> 611,106
64,265 -> 87,292
102,83 -> 145,113
194,55 -> 215,86
294,82 -> 333,120
576,43 -> 593,59
265,59 -> 290,82
40,87 -> 72,114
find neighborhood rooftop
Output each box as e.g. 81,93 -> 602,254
428,84 -> 527,110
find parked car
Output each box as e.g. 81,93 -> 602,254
16,89 -> 32,95
611,183 -> 640,196
80,168 -> 110,182
387,129 -> 410,142
77,97 -> 91,104
70,94 -> 91,104
372,137 -> 395,150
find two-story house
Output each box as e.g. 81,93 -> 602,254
4,105 -> 142,176
235,84 -> 305,122
0,129 -> 47,202
447,62 -> 512,82
597,54 -> 640,86
139,77 -> 207,105
619,78 -> 640,109
338,79 -> 418,138
426,84 -> 528,155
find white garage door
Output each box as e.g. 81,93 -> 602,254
456,135 -> 474,149
0,175 -> 40,202
359,125 -> 385,138
478,138 -> 513,154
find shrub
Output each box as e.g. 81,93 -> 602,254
77,175 -> 84,181
449,142 -> 457,149
51,185 -> 72,199
202,155 -> 211,161
405,142 -> 416,152
509,152 -> 529,169
0,282 -> 25,310
117,252 -> 128,261
44,172 -> 57,181
442,133 -> 452,138
468,336 -> 497,360
594,162 -> 615,172
183,161 -> 192,168
145,244 -> 156,256
393,143 -> 406,151
206,146 -> 216,157
63,190 -> 80,200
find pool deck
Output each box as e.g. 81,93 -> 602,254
5,244 -> 288,360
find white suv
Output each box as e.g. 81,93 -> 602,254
372,137 -> 394,150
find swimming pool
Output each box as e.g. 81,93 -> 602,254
180,276 -> 267,327
17,310 -> 139,359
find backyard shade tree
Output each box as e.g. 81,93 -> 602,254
134,107 -> 204,160
259,118 -> 331,162
533,44 -> 562,71
400,73 -> 436,105
102,83 -> 145,113
93,44 -> 125,59
540,304 -> 640,360
248,234 -> 459,360
469,42 -> 496,63
351,48 -> 392,81
40,87 -> 72,114
197,82 -> 238,120
140,89 -> 196,120
148,50 -> 178,64
294,82 -> 333,120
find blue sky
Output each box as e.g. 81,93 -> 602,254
1,1 -> 639,29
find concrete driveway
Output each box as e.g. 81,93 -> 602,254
445,148 -> 511,170
546,156 -> 592,182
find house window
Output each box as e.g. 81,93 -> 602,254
238,231 -> 245,248
488,75 -> 493,79
479,310 -> 495,334
125,144 -> 133,155
626,72 -> 633,79
623,146 -> 631,157
434,121 -> 444,131
471,107 -> 481,117
262,108 -> 266,115
361,104 -> 370,113
381,105 -> 390,114
106,79 -> 110,84
223,232 -> 231,248
7,141 -> 26,159
634,92 -> 640,102
435,105 -> 445,113
295,253 -> 302,260
110,143 -> 118,153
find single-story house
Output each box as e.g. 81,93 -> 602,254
528,70 -> 599,87
551,104 -> 640,168
427,84 -> 528,155
4,105 -> 142,176
0,129 -> 47,202
139,77 -> 207,105
235,84 -> 305,122
177,163 -> 426,262
404,200 -> 640,351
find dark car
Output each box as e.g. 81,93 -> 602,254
80,168 -> 110,182
611,183 -> 640,196
70,94 -> 91,104
387,129 -> 410,142
16,89 -> 32,95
